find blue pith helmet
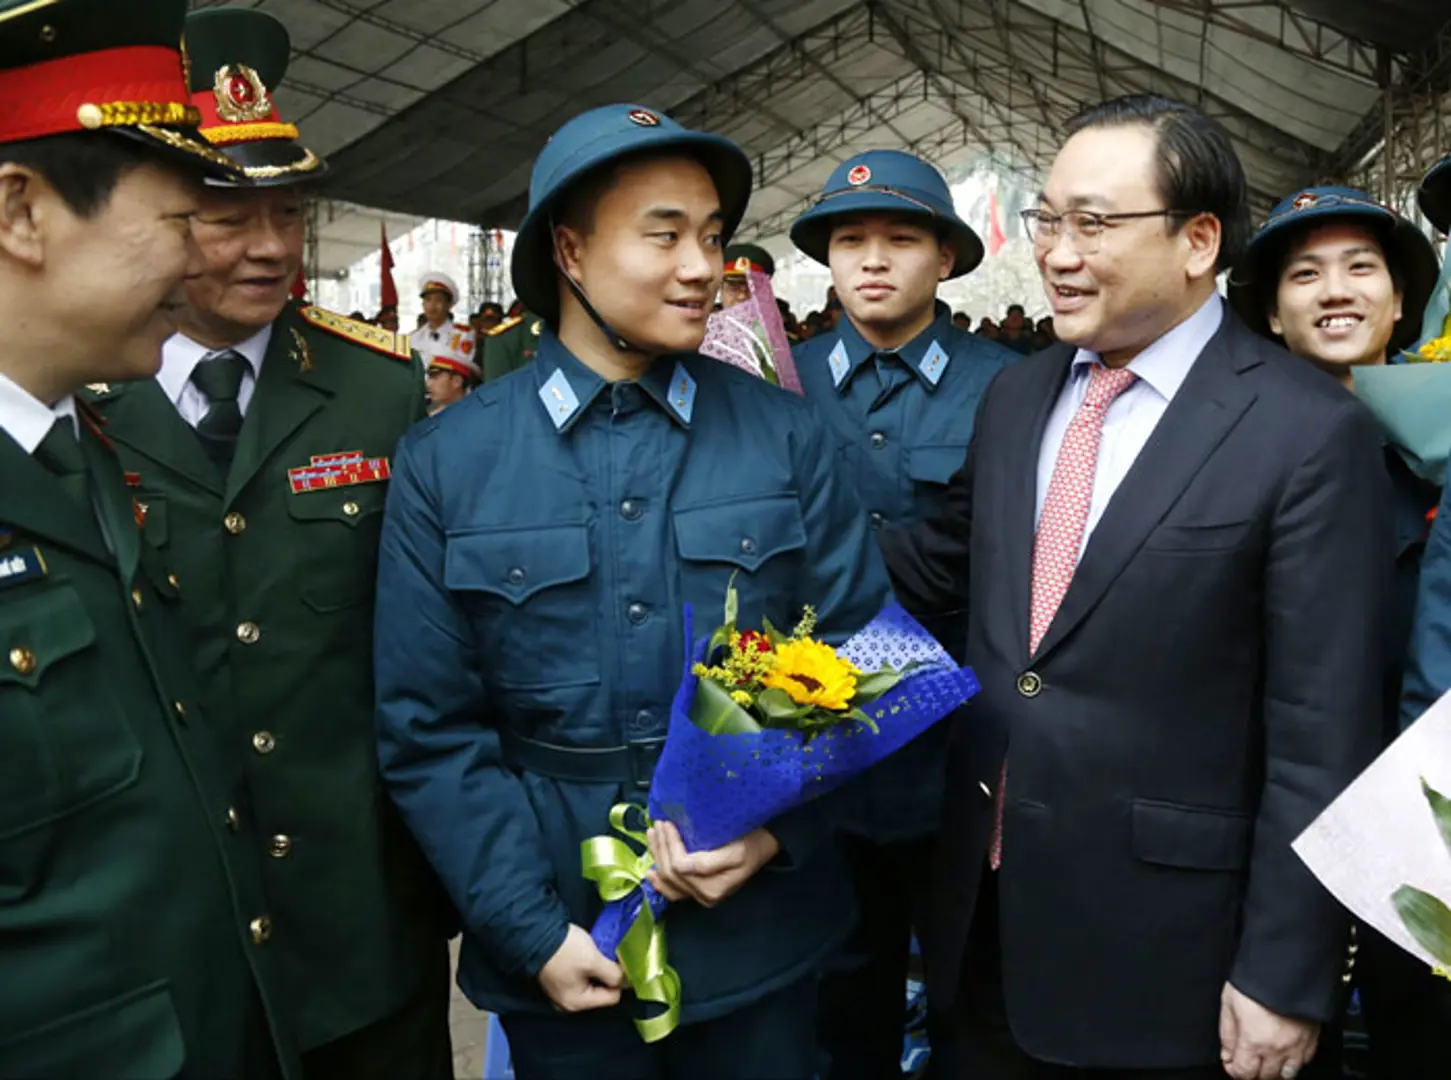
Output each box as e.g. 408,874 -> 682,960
1228,185 -> 1439,354
510,104 -> 754,324
1421,154 -> 1451,234
789,150 -> 984,278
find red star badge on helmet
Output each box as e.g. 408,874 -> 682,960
1292,192 -> 1318,211
627,109 -> 660,127
847,164 -> 871,186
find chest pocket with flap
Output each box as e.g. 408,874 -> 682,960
444,523 -> 597,691
286,484 -> 388,612
672,493 -> 807,612
0,586 -> 142,840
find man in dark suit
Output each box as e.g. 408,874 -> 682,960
881,94 -> 1389,1080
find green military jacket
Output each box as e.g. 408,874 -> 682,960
84,302 -> 449,1051
480,313 -> 543,382
0,411 -> 295,1078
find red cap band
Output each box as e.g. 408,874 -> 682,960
0,45 -> 190,143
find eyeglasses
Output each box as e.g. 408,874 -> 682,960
1020,208 -> 1191,254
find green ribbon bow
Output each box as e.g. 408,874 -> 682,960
580,804 -> 682,1042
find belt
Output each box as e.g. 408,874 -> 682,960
498,729 -> 665,792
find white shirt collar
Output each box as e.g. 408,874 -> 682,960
1069,293 -> 1224,401
0,371 -> 77,453
157,324 -> 273,408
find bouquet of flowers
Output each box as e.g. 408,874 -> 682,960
581,583 -> 979,1041
1354,257 -> 1451,482
1393,778 -> 1451,978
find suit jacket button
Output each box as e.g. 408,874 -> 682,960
252,731 -> 276,755
224,512 -> 246,535
249,916 -> 272,945
237,621 -> 260,645
269,834 -> 292,859
1017,671 -> 1043,697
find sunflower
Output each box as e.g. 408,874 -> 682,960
762,638 -> 860,712
1419,335 -> 1451,363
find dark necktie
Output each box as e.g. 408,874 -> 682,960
34,418 -> 90,510
191,350 -> 250,471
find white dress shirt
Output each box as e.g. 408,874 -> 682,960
157,324 -> 273,428
0,370 -> 78,452
1034,293 -> 1224,563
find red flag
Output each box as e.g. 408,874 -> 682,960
986,189 -> 1007,257
290,266 -> 307,300
380,224 -> 399,309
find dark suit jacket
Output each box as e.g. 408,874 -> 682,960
881,310 -> 1390,1069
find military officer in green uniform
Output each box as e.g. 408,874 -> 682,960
481,308 -> 545,381
0,1 -> 299,1076
81,8 -> 453,1079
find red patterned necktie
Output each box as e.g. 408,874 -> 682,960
990,364 -> 1138,870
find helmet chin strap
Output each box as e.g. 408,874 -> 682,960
552,219 -> 652,356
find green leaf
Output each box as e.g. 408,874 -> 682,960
853,670 -> 904,704
757,687 -> 811,721
1420,778 -> 1451,858
723,571 -> 740,629
848,707 -> 881,734
689,677 -> 762,735
1392,884 -> 1451,966
761,617 -> 787,647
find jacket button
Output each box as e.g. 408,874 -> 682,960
225,807 -> 240,831
627,601 -> 649,625
507,567 -> 526,586
9,647 -> 35,675
1017,671 -> 1043,698
237,621 -> 260,645
167,573 -> 180,590
620,499 -> 643,521
631,709 -> 654,733
342,500 -> 360,517
869,511 -> 886,530
269,834 -> 292,859
252,730 -> 276,755
740,537 -> 757,556
249,916 -> 272,945
870,431 -> 887,449
173,700 -> 186,722
224,512 -> 246,535
131,587 -> 143,610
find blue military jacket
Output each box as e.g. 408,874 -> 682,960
375,331 -> 891,1022
795,302 -> 1016,838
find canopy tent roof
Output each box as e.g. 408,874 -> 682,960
194,0 -> 1451,276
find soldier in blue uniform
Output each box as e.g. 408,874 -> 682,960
789,149 -> 1017,1080
1229,183 -> 1449,1079
373,104 -> 891,1079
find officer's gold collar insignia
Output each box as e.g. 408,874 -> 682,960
298,305 -> 411,361
84,383 -> 110,395
214,64 -> 272,124
289,327 -> 315,373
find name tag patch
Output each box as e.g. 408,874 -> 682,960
0,547 -> 47,587
288,451 -> 391,494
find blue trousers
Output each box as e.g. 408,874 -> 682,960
500,975 -> 818,1080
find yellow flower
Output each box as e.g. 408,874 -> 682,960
762,638 -> 859,711
1419,336 -> 1451,363
731,690 -> 754,707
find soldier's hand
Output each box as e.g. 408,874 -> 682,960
646,820 -> 780,909
537,924 -> 625,1013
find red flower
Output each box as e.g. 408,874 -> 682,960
737,630 -> 771,655
1429,505 -> 1440,526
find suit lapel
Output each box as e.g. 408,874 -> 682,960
1002,347 -> 1076,665
0,431 -> 111,567
1031,319 -> 1261,661
101,380 -> 223,495
79,425 -> 140,584
225,308 -> 335,504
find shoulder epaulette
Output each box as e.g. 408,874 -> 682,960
487,315 -> 524,337
453,322 -> 475,333
299,305 -> 412,361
